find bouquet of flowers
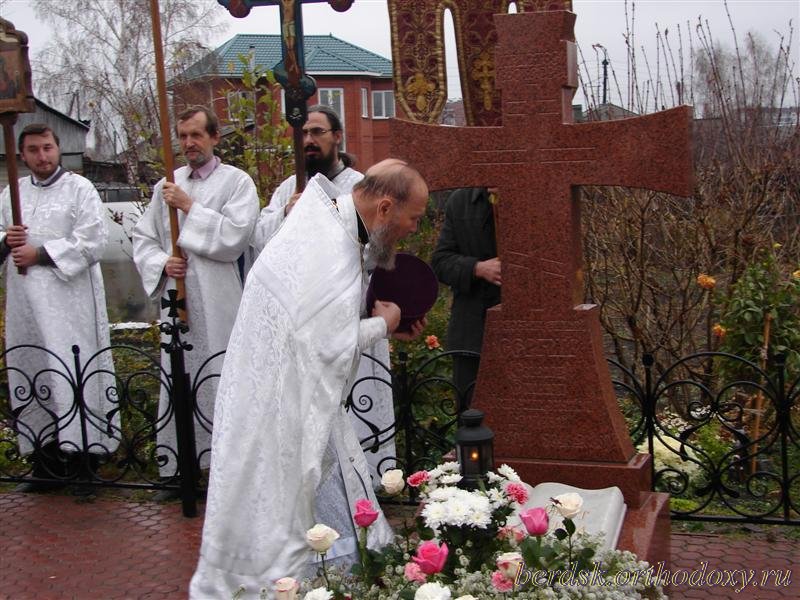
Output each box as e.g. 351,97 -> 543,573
268,463 -> 666,600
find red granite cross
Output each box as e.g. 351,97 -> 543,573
391,10 -> 693,504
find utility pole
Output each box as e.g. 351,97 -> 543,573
592,44 -> 610,105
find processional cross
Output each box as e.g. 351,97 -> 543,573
0,17 -> 35,275
218,0 -> 354,192
391,10 -> 694,499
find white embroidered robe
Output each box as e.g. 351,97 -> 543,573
251,167 -> 397,489
190,175 -> 394,599
132,163 -> 258,476
0,173 -> 117,455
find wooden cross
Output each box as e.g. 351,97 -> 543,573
391,10 -> 694,499
218,0 -> 354,191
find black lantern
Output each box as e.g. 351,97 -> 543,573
455,409 -> 494,489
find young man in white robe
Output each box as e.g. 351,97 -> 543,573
132,106 -> 259,490
251,105 -> 410,489
190,159 -> 430,598
0,124 -> 116,491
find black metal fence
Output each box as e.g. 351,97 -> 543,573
1,307 -> 798,524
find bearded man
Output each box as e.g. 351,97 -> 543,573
0,123 -> 116,491
191,159 -> 429,598
251,105 -> 413,489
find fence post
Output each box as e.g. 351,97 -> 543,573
160,289 -> 198,518
774,354 -> 790,521
642,353 -> 656,487
395,351 -> 417,503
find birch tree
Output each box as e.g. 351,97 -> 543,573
32,0 -> 226,179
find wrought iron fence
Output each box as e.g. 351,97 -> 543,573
2,304 -> 798,524
610,352 -> 799,525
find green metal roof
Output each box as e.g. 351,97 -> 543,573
182,34 -> 392,80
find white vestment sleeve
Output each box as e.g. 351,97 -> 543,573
42,182 -> 108,281
132,181 -> 170,299
358,316 -> 387,349
251,176 -> 295,252
178,173 -> 259,261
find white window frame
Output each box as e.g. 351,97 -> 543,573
318,87 -> 346,150
226,90 -> 255,121
372,90 -> 395,119
361,88 -> 369,118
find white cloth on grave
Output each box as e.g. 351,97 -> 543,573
190,175 -> 394,600
251,166 -> 397,489
132,162 -> 258,476
0,172 -> 117,455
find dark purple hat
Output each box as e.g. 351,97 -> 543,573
366,253 -> 439,333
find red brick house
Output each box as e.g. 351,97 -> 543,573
171,34 -> 395,170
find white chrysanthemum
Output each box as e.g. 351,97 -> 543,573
428,467 -> 444,480
445,498 -> 471,526
486,488 -> 505,509
304,588 -> 334,600
421,501 -> 447,529
440,461 -> 460,473
486,471 -> 502,484
415,581 -> 451,600
439,473 -> 463,485
428,486 -> 458,501
497,464 -> 521,482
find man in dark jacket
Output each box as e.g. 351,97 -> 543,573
431,187 -> 501,409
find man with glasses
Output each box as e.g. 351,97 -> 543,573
250,104 -> 362,251
250,105 -> 409,491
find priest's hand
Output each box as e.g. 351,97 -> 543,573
372,300 -> 401,335
165,255 -> 188,279
163,182 -> 193,213
284,192 -> 301,216
392,316 -> 427,341
475,257 -> 501,286
11,244 -> 38,268
4,224 -> 27,248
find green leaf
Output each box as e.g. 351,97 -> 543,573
564,518 -> 576,535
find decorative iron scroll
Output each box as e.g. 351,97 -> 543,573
387,0 -> 572,124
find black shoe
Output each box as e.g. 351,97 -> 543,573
153,488 -> 181,502
14,480 -> 66,493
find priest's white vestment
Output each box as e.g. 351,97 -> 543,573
190,175 -> 394,599
251,167 -> 397,489
0,172 -> 117,456
132,163 -> 258,476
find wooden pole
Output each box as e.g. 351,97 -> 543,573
749,313 -> 772,474
1,113 -> 26,275
149,0 -> 186,321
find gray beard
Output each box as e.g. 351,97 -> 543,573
365,224 -> 396,270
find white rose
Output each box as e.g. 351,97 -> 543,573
304,588 -> 334,600
415,582 -> 452,600
496,551 -> 524,579
552,492 -> 583,519
305,524 -> 340,553
274,577 -> 298,600
381,469 -> 405,495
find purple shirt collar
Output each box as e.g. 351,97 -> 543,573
190,155 -> 221,180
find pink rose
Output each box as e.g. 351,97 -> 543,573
412,540 -> 449,574
491,570 -> 515,592
353,498 -> 379,528
403,561 -> 427,583
407,470 -> 430,488
496,552 -> 524,579
504,482 -> 529,505
497,525 -> 525,543
519,507 -> 549,536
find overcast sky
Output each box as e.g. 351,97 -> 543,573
2,0 -> 797,104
